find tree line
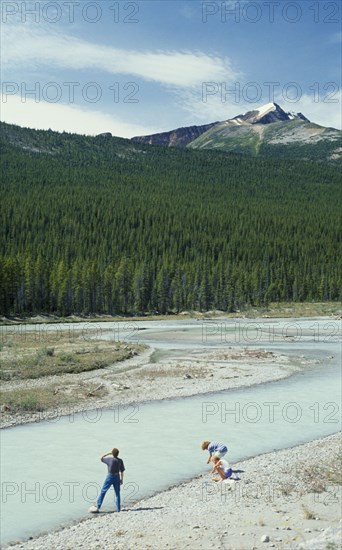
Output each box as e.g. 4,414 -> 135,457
1,122 -> 341,316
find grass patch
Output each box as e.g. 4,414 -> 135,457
241,302 -> 342,318
280,483 -> 296,496
135,363 -> 206,380
322,454 -> 342,486
300,453 -> 342,493
0,382 -> 109,413
0,333 -> 144,380
0,331 -> 145,415
1,302 -> 341,326
0,331 -> 145,414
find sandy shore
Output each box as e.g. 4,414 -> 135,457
5,433 -> 341,550
1,345 -> 313,429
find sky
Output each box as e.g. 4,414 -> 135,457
1,0 -> 341,137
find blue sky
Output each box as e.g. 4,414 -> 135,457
1,0 -> 341,137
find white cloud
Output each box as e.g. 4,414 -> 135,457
2,24 -> 237,88
0,95 -> 159,137
175,87 -> 247,123
4,16 -> 339,134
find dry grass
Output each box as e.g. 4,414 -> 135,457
280,482 -> 297,496
299,453 -> 342,493
302,504 -> 315,519
134,362 -> 207,380
242,302 -> 342,318
0,331 -> 144,415
0,331 -> 143,380
279,452 -> 342,502
0,382 -> 108,412
1,302 -> 341,327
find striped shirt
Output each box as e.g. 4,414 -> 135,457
208,441 -> 228,453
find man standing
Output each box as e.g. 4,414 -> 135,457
90,447 -> 125,513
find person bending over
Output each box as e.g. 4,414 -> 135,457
201,440 -> 228,464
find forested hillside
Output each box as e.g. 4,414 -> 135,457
1,122 -> 341,316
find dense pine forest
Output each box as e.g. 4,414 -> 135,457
1,122 -> 341,316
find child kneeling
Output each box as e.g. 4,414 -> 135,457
211,456 -> 233,482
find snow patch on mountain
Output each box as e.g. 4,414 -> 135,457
232,102 -> 310,125
256,102 -> 276,117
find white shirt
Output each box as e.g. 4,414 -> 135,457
218,458 -> 231,471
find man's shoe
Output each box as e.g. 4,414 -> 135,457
89,505 -> 99,513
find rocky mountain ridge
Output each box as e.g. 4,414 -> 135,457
131,121 -> 218,148
132,102 -> 341,164
131,103 -> 310,146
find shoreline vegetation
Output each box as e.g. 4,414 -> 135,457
0,331 -> 146,424
1,301 -> 342,326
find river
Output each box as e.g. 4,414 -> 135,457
1,317 -> 341,544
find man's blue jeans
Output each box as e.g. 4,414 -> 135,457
96,473 -> 121,511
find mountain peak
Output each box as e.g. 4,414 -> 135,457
234,102 -> 310,125
256,102 -> 279,116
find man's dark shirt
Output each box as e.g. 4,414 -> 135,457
101,456 -> 125,474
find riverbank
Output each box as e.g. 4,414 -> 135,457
5,433 -> 341,550
1,343 -> 311,429
1,302 -> 341,326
